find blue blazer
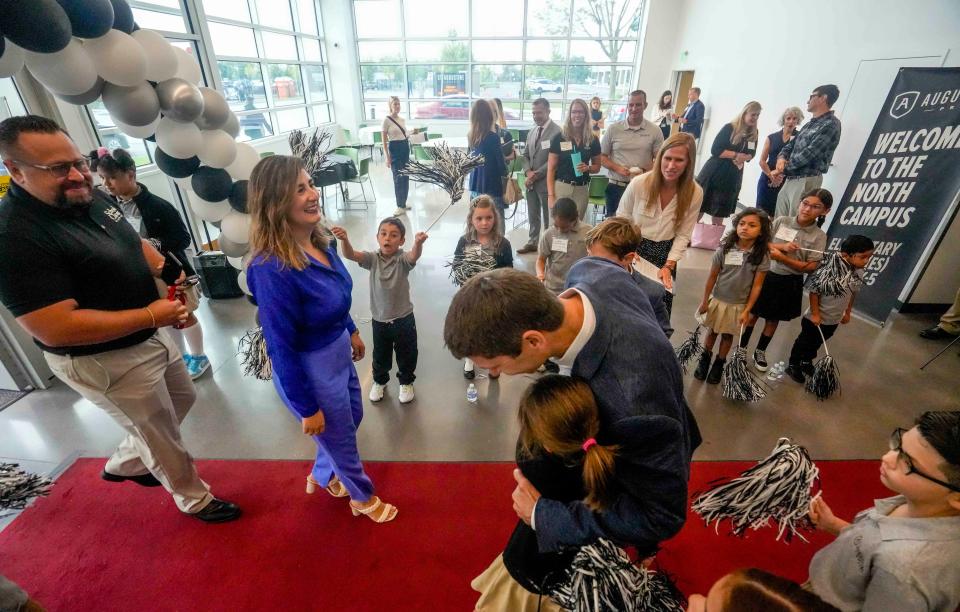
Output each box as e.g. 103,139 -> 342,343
680,99 -> 705,138
532,257 -> 701,553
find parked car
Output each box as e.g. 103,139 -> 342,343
525,78 -> 562,95
607,95 -> 629,123
414,95 -> 520,120
91,108 -> 130,151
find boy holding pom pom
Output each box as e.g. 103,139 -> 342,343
808,411 -> 960,611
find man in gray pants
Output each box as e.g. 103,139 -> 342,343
517,98 -> 562,254
0,115 -> 240,523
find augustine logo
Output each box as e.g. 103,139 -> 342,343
889,91 -> 919,119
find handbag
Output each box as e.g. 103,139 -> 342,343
503,175 -> 522,205
690,221 -> 725,250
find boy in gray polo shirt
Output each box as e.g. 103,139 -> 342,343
536,198 -> 591,294
332,219 -> 427,404
807,411 -> 960,612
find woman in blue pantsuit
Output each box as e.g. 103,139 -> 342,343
246,155 -> 397,523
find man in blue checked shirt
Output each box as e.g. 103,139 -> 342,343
773,84 -> 842,217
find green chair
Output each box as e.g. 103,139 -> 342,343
427,133 -> 442,141
259,151 -> 275,158
412,143 -> 433,163
509,170 -> 529,230
508,129 -> 520,142
372,131 -> 383,161
334,146 -> 375,209
588,175 -> 609,224
507,156 -> 524,176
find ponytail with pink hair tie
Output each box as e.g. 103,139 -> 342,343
581,438 -> 597,452
96,147 -> 109,159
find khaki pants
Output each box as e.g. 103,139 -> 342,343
553,181 -> 590,221
938,286 -> 960,334
775,175 -> 823,218
44,331 -> 213,513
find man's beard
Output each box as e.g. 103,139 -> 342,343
54,180 -> 94,210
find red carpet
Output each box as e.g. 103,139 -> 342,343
0,458 -> 888,611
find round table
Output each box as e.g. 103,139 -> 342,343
420,136 -> 469,150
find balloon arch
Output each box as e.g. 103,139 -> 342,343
0,0 -> 259,292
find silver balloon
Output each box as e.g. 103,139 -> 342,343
196,88 -> 231,130
156,77 -> 204,123
218,234 -> 248,257
222,112 -> 241,139
0,39 -> 26,78
101,81 -> 161,127
55,77 -> 105,105
25,39 -> 98,96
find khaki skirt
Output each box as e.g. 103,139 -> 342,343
471,554 -> 564,612
704,298 -> 745,336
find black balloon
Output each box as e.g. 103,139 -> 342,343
56,0 -> 115,39
155,148 -> 200,178
191,166 -> 233,202
3,0 -> 72,53
228,180 -> 248,213
108,0 -> 135,33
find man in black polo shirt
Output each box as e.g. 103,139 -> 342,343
0,115 -> 239,523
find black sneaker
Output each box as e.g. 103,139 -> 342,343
102,470 -> 162,487
785,364 -> 805,384
706,358 -> 725,384
753,349 -> 768,372
693,351 -> 713,380
919,326 -> 955,340
463,362 -> 476,379
192,498 -> 242,523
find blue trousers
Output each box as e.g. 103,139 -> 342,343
273,330 -> 374,502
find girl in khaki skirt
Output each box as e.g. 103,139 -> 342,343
694,208 -> 771,383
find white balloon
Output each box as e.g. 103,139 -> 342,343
222,112 -> 241,138
0,39 -> 25,78
221,211 -> 252,244
237,270 -> 251,296
190,197 -> 230,222
83,30 -> 146,87
155,117 -> 202,159
226,142 -> 260,181
172,46 -> 202,85
131,29 -> 178,82
25,39 -> 98,95
227,255 -> 243,270
114,115 -> 162,139
197,130 -> 238,169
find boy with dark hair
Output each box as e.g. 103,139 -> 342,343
332,218 -> 426,404
808,411 -> 960,611
536,197 -> 591,295
785,234 -> 874,383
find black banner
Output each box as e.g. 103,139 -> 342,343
827,67 -> 960,324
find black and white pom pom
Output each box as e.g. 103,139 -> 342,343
287,128 -> 333,176
805,325 -> 840,400
805,252 -> 853,299
547,539 -> 685,612
692,438 -> 820,542
400,143 -> 485,232
238,326 -> 273,380
1,463 -> 54,511
675,325 -> 704,373
447,248 -> 498,287
721,346 -> 767,402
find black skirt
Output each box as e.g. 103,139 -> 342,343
751,272 -> 803,321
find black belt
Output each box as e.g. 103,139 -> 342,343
556,178 -> 587,186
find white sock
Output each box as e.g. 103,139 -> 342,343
183,322 -> 205,356
168,328 -> 188,356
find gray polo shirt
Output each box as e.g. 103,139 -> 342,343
538,221 -> 592,294
600,118 -> 664,183
809,495 -> 960,612
769,215 -> 826,276
710,246 -> 770,304
357,249 -> 415,322
804,268 -> 863,325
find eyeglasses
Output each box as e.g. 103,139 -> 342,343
808,92 -> 824,100
12,158 -> 90,178
889,428 -> 960,492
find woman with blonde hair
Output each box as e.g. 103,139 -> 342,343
757,106 -> 803,216
698,101 -> 762,224
616,132 -> 703,313
245,155 -> 397,523
547,98 -> 601,220
468,99 -> 508,225
490,98 -> 516,164
381,95 -> 411,216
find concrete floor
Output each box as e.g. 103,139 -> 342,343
2,161 -> 958,514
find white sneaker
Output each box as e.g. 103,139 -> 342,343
393,207 -> 407,216
398,384 -> 415,403
368,383 -> 385,402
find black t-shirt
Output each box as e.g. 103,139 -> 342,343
549,133 -> 601,186
0,183 -> 159,356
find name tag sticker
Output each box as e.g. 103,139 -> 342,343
747,141 -> 756,150
551,238 -> 569,253
560,141 -> 573,152
775,226 -> 799,242
541,139 -> 552,149
724,250 -> 745,266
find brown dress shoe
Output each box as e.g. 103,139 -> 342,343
516,244 -> 537,254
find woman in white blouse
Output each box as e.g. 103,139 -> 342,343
616,132 -> 703,313
381,96 -> 411,217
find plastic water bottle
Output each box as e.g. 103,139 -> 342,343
466,383 -> 478,403
766,363 -> 781,382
